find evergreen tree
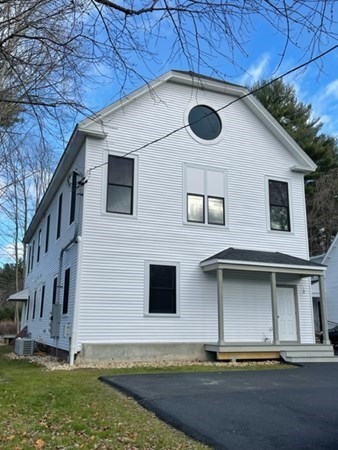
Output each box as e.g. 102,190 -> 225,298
252,79 -> 338,174
252,79 -> 338,254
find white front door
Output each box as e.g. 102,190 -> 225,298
277,287 -> 298,341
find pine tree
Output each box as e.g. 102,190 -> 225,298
252,79 -> 338,254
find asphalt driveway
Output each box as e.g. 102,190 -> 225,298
101,364 -> 338,449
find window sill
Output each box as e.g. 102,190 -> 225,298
267,229 -> 294,236
184,220 -> 229,229
144,313 -> 180,318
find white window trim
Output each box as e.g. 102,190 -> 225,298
183,101 -> 225,145
265,176 -> 294,234
102,149 -> 139,219
144,260 -> 181,317
183,163 -> 229,228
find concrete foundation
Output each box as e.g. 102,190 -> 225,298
76,343 -> 214,363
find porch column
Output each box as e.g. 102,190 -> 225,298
270,272 -> 280,345
217,268 -> 225,345
319,275 -> 330,345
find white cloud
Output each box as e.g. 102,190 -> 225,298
323,79 -> 338,100
238,53 -> 270,86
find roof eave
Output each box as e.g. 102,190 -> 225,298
200,258 -> 326,276
23,126 -> 106,244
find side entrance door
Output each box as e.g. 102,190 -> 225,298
277,287 -> 298,341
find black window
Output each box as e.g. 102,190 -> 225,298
37,229 -> 41,263
26,296 -> 30,320
149,265 -> 176,314
188,105 -> 222,140
32,291 -> 37,319
27,245 -> 31,274
69,172 -> 77,224
52,277 -> 58,305
269,180 -> 290,231
57,193 -> 63,239
62,268 -> 70,315
31,240 -> 35,270
45,214 -> 50,253
107,155 -> 134,214
40,285 -> 45,318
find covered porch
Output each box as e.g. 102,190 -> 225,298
201,248 -> 335,363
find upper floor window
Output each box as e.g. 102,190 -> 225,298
31,240 -> 35,271
185,166 -> 226,226
69,172 -> 77,224
56,193 -> 63,239
45,214 -> 50,253
269,180 -> 290,232
107,155 -> 134,214
188,105 -> 222,141
27,245 -> 31,274
37,229 -> 41,263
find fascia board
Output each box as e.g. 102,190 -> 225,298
243,95 -> 317,172
200,258 -> 326,274
79,70 -> 317,174
79,71 -> 176,130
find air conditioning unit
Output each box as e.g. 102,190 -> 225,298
15,338 -> 35,356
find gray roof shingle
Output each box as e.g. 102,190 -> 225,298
202,248 -> 326,267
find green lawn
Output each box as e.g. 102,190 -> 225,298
0,346 -> 292,449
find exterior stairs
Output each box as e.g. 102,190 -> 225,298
281,345 -> 338,363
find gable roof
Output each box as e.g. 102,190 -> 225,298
321,233 -> 338,265
79,69 -> 317,173
24,70 -> 316,243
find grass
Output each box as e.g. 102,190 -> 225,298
0,346 -> 293,450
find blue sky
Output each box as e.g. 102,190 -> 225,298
82,8 -> 338,139
1,5 -> 338,265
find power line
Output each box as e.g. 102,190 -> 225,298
81,42 -> 338,182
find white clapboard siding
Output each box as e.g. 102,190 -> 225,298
323,236 -> 338,323
73,80 -> 314,350
24,146 -> 86,350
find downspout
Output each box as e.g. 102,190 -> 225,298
55,233 -> 78,356
69,235 -> 83,365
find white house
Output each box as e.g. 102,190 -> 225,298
13,70 -> 335,363
312,234 -> 338,330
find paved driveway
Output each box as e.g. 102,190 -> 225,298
101,364 -> 338,449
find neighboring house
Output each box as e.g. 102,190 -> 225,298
312,234 -> 338,331
11,70 -> 335,364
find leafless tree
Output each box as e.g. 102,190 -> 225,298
1,1 -> 337,136
307,169 -> 338,256
0,135 -> 55,329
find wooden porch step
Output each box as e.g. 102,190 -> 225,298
217,351 -> 280,361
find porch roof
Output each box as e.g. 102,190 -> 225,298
200,247 -> 326,276
6,288 -> 29,302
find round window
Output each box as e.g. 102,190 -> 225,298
188,105 -> 222,141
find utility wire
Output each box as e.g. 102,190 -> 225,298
81,42 -> 338,182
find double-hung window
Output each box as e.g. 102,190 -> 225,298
107,155 -> 134,214
146,263 -> 178,315
186,166 -> 226,225
56,193 -> 63,239
268,179 -> 290,232
62,268 -> 70,315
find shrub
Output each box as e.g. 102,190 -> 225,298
0,320 -> 17,335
